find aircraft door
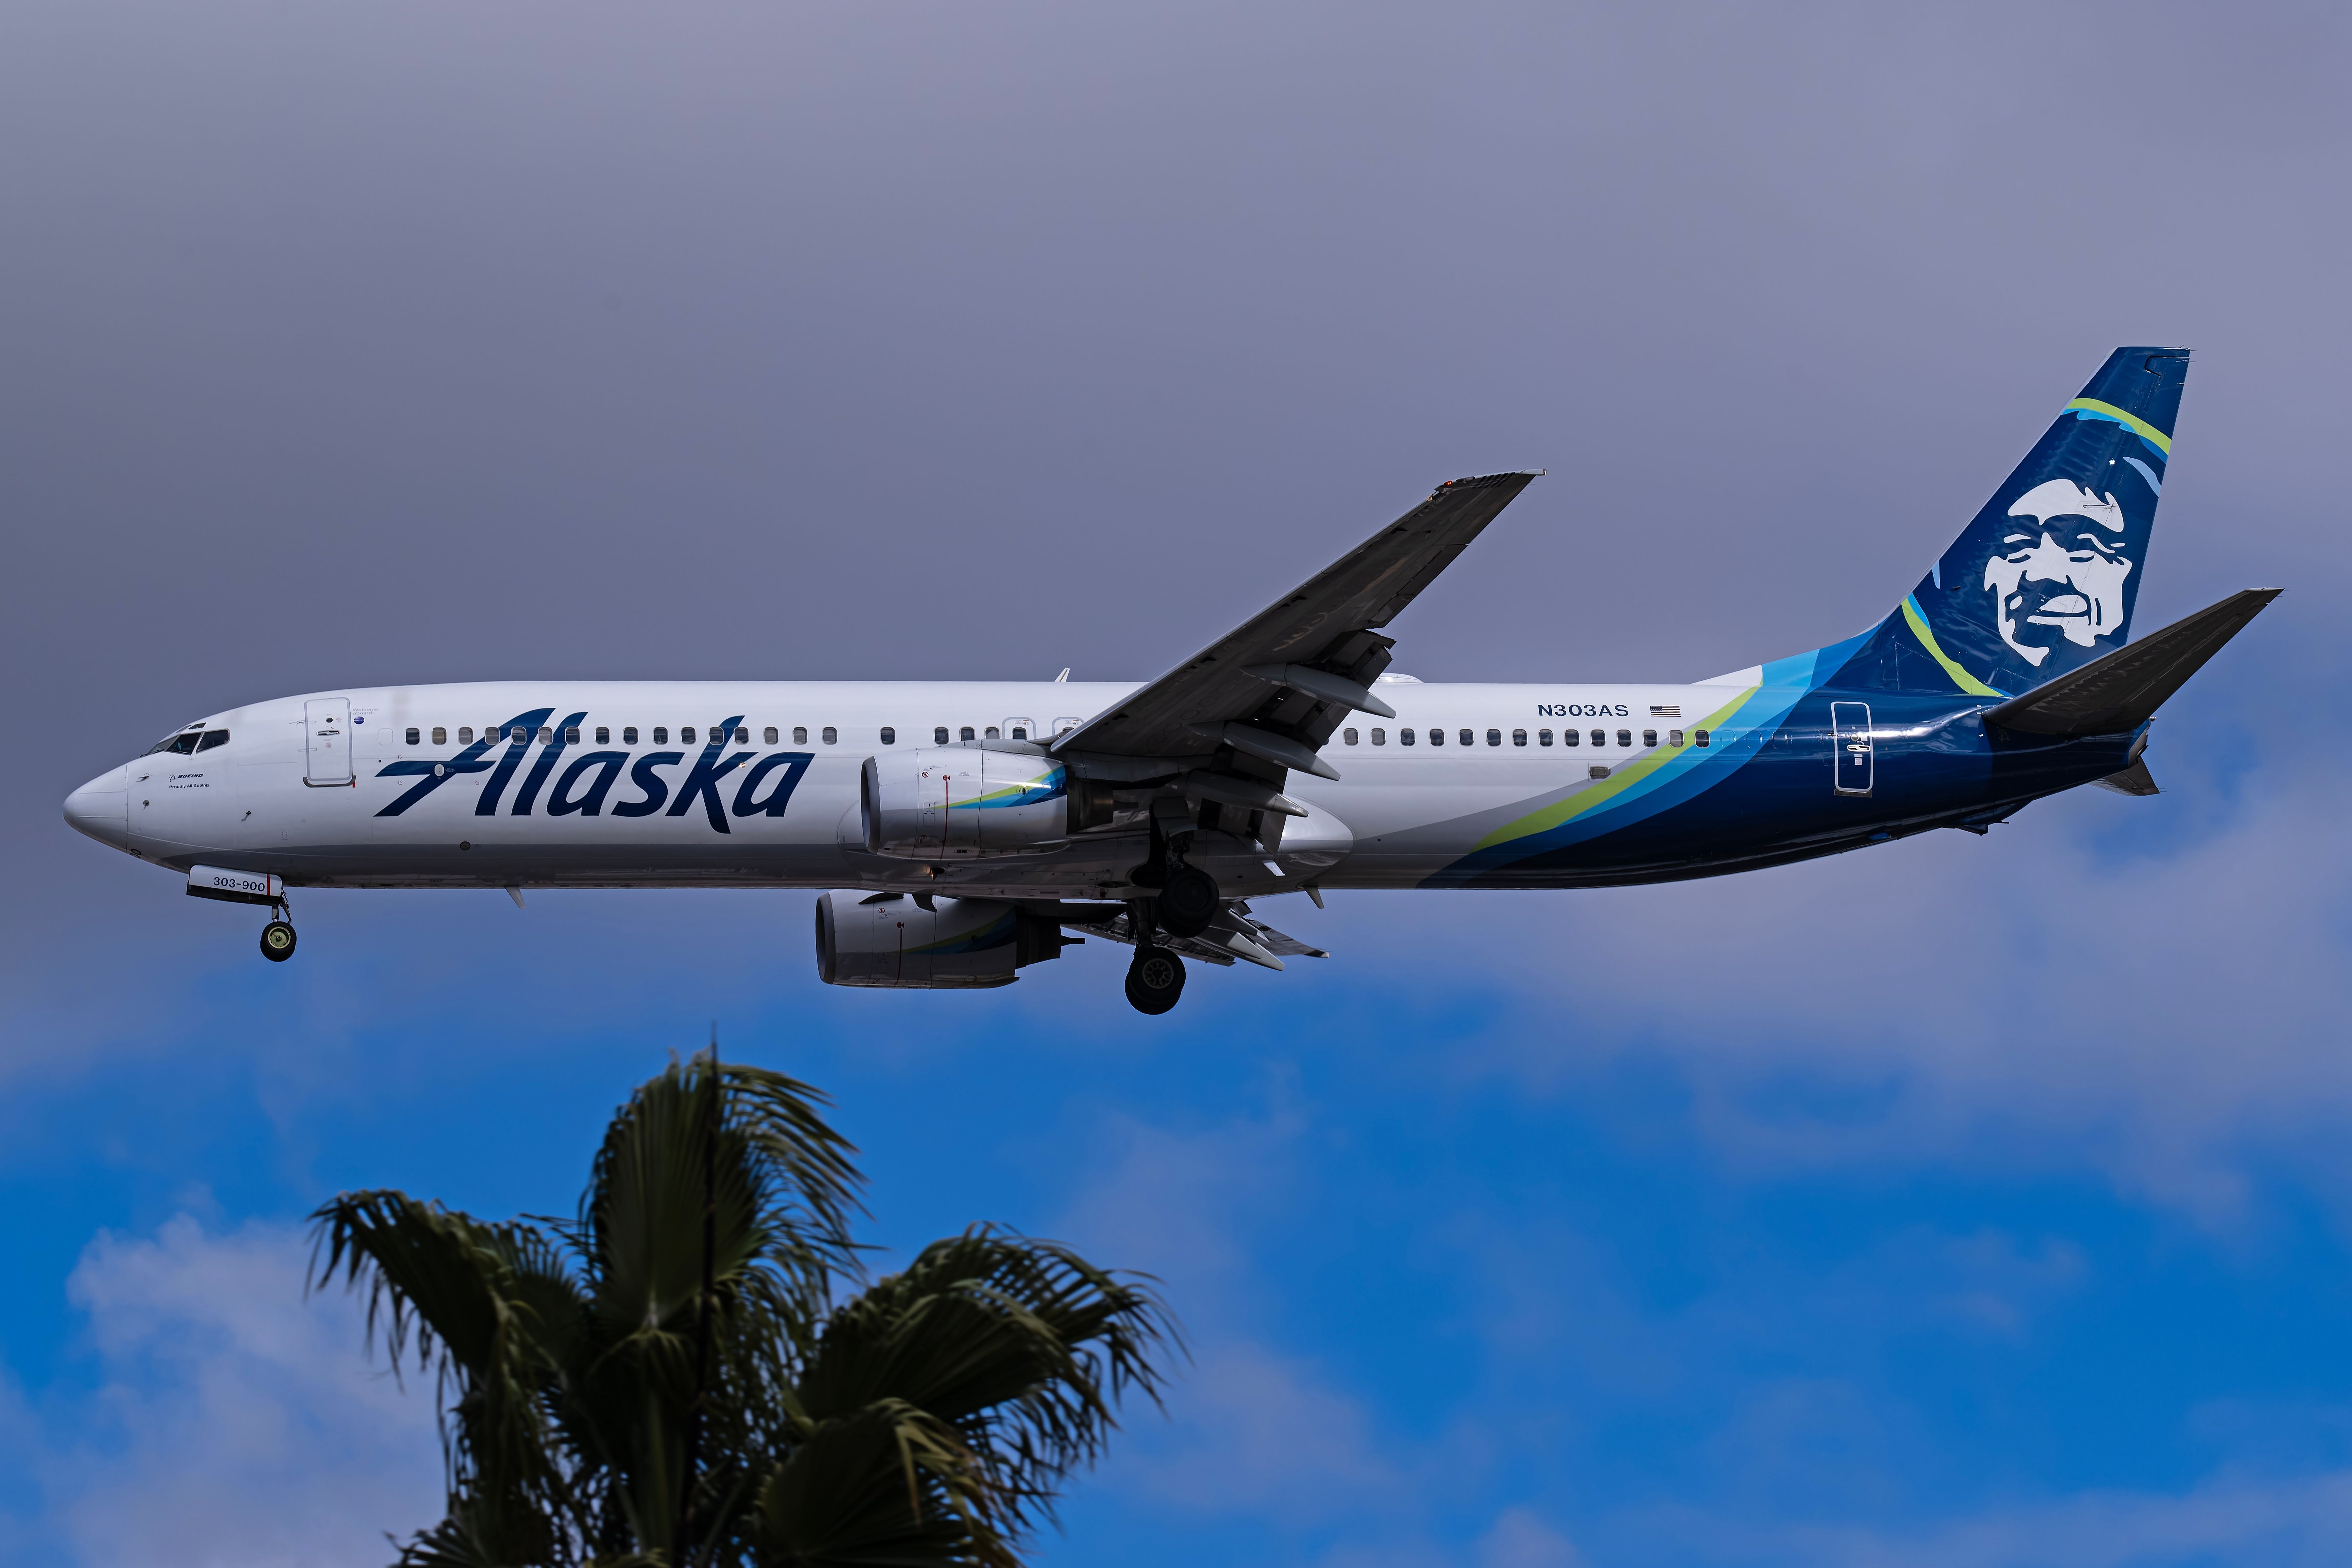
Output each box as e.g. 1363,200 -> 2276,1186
305,698 -> 353,785
1830,701 -> 1873,797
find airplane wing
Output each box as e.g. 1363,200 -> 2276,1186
1054,471 -> 1543,773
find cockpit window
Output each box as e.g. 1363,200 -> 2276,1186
194,729 -> 229,753
146,731 -> 202,755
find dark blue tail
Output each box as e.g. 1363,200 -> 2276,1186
1833,347 -> 2188,697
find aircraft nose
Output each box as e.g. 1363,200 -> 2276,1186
64,765 -> 130,850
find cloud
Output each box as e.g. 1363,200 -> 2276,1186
1131,1340 -> 1402,1523
47,1215 -> 442,1568
1325,758 -> 2352,1220
1056,1096 -> 1309,1296
1631,1467 -> 2352,1568
1476,1507 -> 1586,1568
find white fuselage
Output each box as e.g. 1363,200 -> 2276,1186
73,678 -> 1748,897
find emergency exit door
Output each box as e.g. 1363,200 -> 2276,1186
305,697 -> 352,785
1830,701 -> 1873,796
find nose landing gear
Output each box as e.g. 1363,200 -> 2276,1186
259,896 -> 297,963
1125,945 -> 1185,1015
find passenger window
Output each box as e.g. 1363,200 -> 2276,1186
1512,729 -> 1526,747
1011,726 -> 1026,739
512,727 -> 528,744
1371,728 -> 1386,745
934,727 -> 950,745
1669,729 -> 1684,747
682,727 -> 697,744
195,729 -> 229,753
654,727 -> 668,744
540,727 -> 555,744
960,726 -> 976,741
458,727 -> 474,744
1487,728 -> 1502,747
880,727 -> 896,745
1344,728 -> 1358,746
822,726 -> 838,745
1401,728 -> 1416,746
1694,729 -> 1711,748
794,727 -> 808,745
1460,729 -> 1474,746
432,727 -> 446,746
594,727 -> 609,745
565,726 -> 581,745
764,727 -> 779,745
1539,729 -> 1553,746
735,727 -> 749,744
623,727 -> 638,745
1590,730 -> 1604,746
985,726 -> 1001,739
1642,729 -> 1656,748
1616,729 -> 1632,748
1429,728 -> 1444,746
406,727 -> 420,745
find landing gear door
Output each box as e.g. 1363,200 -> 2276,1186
305,697 -> 352,785
1830,701 -> 1873,797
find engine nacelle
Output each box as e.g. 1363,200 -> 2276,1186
859,748 -> 1070,860
814,890 -> 1074,989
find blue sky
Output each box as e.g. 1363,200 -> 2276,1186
6,4 -> 2352,1565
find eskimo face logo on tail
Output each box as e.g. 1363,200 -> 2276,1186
1983,479 -> 2135,667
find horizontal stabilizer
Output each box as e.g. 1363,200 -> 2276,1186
2094,757 -> 2161,796
1983,588 -> 2280,736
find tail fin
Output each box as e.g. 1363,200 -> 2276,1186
1835,347 -> 2189,697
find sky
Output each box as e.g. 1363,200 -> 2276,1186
4,2 -> 2351,1564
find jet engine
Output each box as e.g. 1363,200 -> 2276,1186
859,749 -> 1070,860
813,890 -> 1077,989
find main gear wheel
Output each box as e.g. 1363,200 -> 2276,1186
1124,945 -> 1185,1014
1156,863 -> 1221,939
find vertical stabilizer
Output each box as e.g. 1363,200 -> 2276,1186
1833,347 -> 2188,696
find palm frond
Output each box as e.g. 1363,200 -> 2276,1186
795,1228 -> 1177,1535
745,1399 -> 1015,1568
313,1062 -> 1178,1568
582,1057 -> 865,1350
309,1190 -> 588,1560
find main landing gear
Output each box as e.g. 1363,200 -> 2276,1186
1156,863 -> 1220,939
1121,802 -> 1219,1013
1125,945 -> 1185,1015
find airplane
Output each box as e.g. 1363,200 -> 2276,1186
64,347 -> 2275,1014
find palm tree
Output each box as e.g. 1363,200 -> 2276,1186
309,1054 -> 1175,1567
